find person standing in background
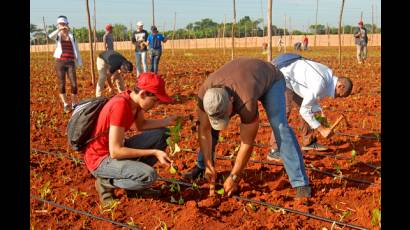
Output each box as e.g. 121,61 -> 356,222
131,21 -> 149,78
147,26 -> 168,74
354,21 -> 368,64
103,24 -> 114,51
48,15 -> 82,113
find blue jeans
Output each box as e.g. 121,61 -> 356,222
195,79 -> 309,188
135,51 -> 148,77
150,49 -> 162,73
260,79 -> 309,188
91,128 -> 169,191
197,129 -> 220,169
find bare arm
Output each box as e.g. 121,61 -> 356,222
108,125 -> 170,166
198,108 -> 215,180
132,109 -> 177,130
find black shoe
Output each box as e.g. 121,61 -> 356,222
182,166 -> 205,180
127,188 -> 161,198
266,149 -> 282,162
295,185 -> 312,198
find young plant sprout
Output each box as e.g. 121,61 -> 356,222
166,116 -> 183,156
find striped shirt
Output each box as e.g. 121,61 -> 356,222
58,39 -> 75,61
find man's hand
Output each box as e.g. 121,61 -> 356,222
223,175 -> 238,197
204,165 -> 216,183
317,125 -> 332,138
154,150 -> 172,166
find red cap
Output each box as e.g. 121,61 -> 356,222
137,72 -> 173,103
105,24 -> 112,31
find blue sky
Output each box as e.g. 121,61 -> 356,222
30,0 -> 381,32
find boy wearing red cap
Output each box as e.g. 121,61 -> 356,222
84,72 -> 177,207
103,24 -> 114,51
354,21 -> 368,64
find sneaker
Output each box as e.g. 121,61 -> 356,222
301,142 -> 328,151
63,104 -> 72,113
266,149 -> 282,162
95,177 -> 115,207
295,185 -> 312,198
182,166 -> 205,181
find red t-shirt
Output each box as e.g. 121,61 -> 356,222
84,91 -> 138,171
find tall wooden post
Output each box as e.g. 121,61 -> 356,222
372,3 -> 374,45
261,0 -> 265,38
284,14 -> 287,53
93,0 -> 97,53
267,0 -> 272,61
172,12 -> 176,55
338,0 -> 345,67
327,23 -> 330,46
244,23 -> 247,48
152,0 -> 155,26
129,22 -> 133,60
42,16 -> 49,62
232,0 -> 236,60
314,0 -> 319,47
223,15 -> 226,56
85,0 -> 96,85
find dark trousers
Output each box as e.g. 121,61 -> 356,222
55,60 -> 78,94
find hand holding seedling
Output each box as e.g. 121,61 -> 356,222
154,150 -> 172,166
205,166 -> 217,196
223,176 -> 239,197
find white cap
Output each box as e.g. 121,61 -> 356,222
57,16 -> 68,24
137,21 -> 143,26
203,88 -> 230,130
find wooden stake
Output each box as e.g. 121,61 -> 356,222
315,0 -> 319,47
42,16 -> 49,62
284,14 -> 287,53
93,0 -> 97,54
232,0 -> 236,60
330,115 -> 345,132
338,0 -> 345,67
85,0 -> 96,85
267,0 -> 272,61
223,15 -> 226,56
172,12 -> 176,56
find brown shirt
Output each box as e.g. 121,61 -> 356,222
198,57 -> 284,124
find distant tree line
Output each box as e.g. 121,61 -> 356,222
30,16 -> 381,45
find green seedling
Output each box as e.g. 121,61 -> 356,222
268,206 -> 286,214
371,208 -> 381,227
69,188 -> 88,205
314,114 -> 330,128
160,221 -> 168,230
246,203 -> 258,212
351,149 -> 357,163
170,195 -> 177,203
178,196 -> 185,205
216,188 -> 225,195
218,136 -> 225,142
169,163 -> 177,174
161,184 -> 168,190
166,117 -> 183,156
101,199 -> 121,220
338,210 -> 351,222
39,180 -> 52,199
169,183 -> 181,193
332,162 -> 343,180
127,217 -> 138,227
191,182 -> 199,191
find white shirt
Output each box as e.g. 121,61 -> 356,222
48,29 -> 82,67
279,59 -> 338,129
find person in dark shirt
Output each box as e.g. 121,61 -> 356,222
96,50 -> 133,97
147,26 -> 168,74
354,21 -> 368,64
103,24 -> 114,51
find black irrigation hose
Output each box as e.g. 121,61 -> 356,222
31,149 -> 371,229
232,196 -> 369,230
30,195 -> 140,230
333,131 -> 381,140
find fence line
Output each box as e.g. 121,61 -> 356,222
31,34 -> 380,52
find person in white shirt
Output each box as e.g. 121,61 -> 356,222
267,53 -> 353,161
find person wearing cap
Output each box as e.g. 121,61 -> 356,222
96,50 -> 133,97
103,24 -> 114,51
266,53 -> 353,162
183,57 -> 311,198
147,26 -> 168,74
302,35 -> 309,51
354,21 -> 368,64
131,21 -> 149,77
84,72 -> 177,207
48,15 -> 82,113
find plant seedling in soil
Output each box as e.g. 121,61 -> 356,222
68,188 -> 88,205
38,180 -> 52,199
126,217 -> 138,227
170,195 -> 177,203
216,188 -> 225,195
314,114 -> 330,128
246,203 -> 258,212
371,208 -> 381,227
169,162 -> 177,174
101,199 -> 121,220
166,116 -> 183,156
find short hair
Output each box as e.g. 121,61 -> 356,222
57,15 -> 67,19
151,26 -> 158,32
121,61 -> 133,72
338,77 -> 353,97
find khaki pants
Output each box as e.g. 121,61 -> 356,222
96,57 -> 125,97
270,89 -> 316,149
356,44 -> 367,63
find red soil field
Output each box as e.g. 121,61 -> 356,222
30,47 -> 381,229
